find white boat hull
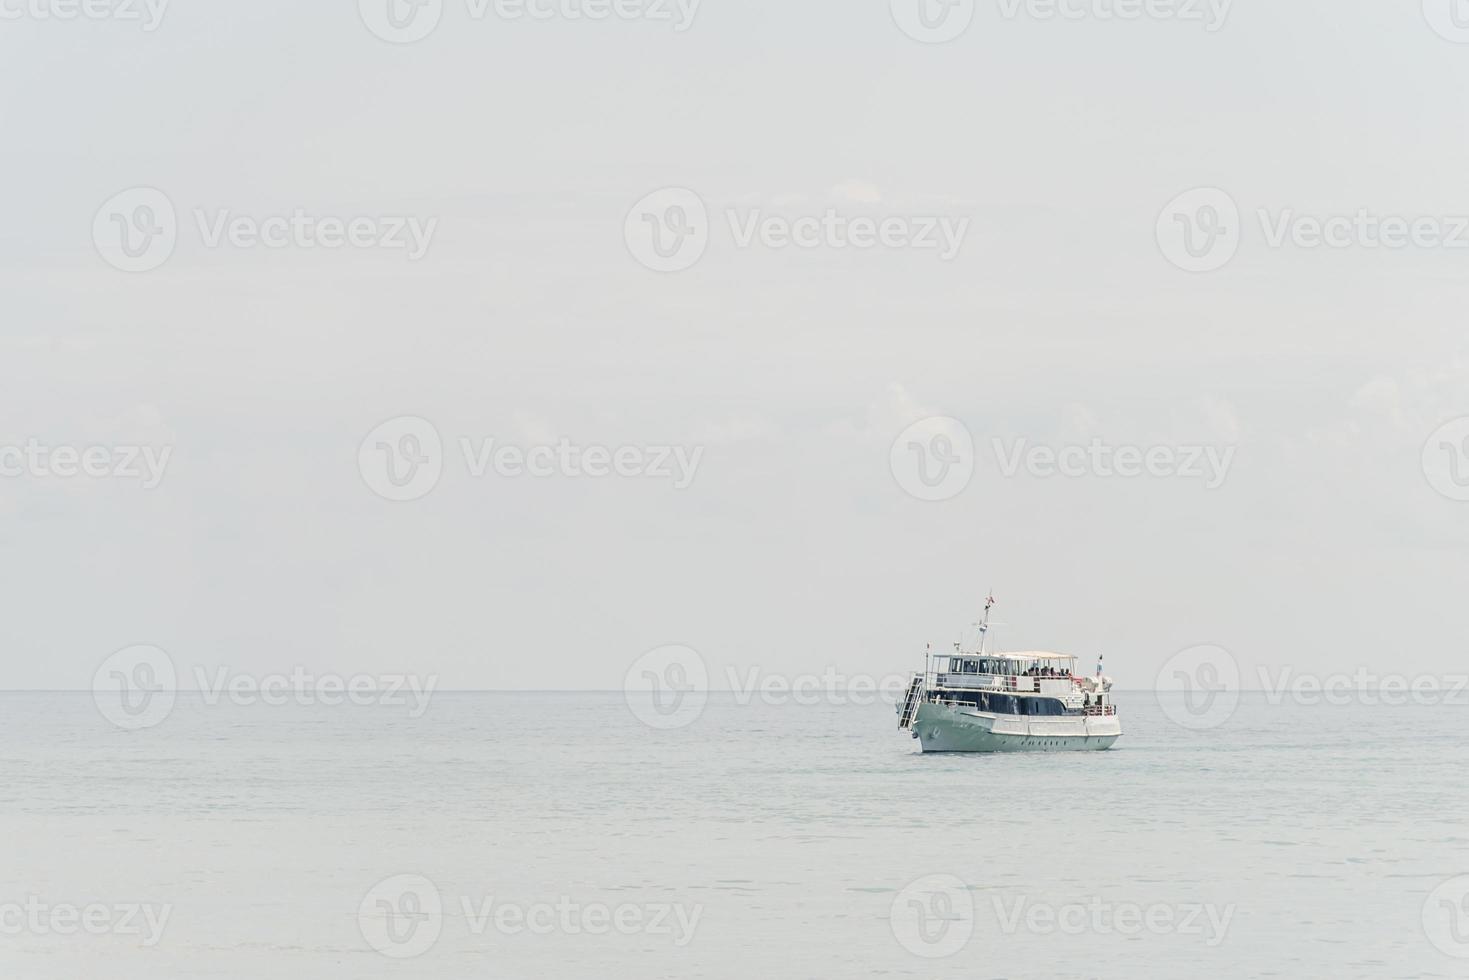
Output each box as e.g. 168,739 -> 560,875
911,702 -> 1121,753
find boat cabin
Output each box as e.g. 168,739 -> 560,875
925,651 -> 1115,716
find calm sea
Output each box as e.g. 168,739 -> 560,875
1,691 -> 1466,978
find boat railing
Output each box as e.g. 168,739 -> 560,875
1082,704 -> 1118,716
930,673 -> 1078,692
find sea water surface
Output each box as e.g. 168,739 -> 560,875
1,691 -> 1465,978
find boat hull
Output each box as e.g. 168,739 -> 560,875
911,702 -> 1121,753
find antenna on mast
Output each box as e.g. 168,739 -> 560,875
978,590 -> 996,655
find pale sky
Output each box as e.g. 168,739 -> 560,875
2,0 -> 1467,690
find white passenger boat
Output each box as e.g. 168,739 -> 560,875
897,595 -> 1122,752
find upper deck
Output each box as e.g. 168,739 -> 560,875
930,651 -> 1081,697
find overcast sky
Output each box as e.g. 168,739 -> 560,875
2,0 -> 1467,691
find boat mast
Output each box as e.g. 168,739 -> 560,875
977,591 -> 996,655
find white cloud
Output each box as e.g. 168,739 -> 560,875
829,179 -> 883,205
512,410 -> 558,444
1199,395 -> 1242,444
696,416 -> 778,444
1349,376 -> 1407,429
768,193 -> 809,208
